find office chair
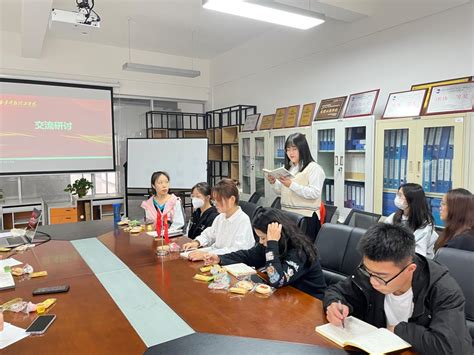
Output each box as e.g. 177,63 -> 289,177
434,247 -> 474,346
279,210 -> 307,235
343,209 -> 381,229
270,197 -> 281,209
324,204 -> 338,224
315,223 -> 365,286
248,192 -> 261,204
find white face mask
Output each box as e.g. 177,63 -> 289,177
394,196 -> 408,210
192,197 -> 205,209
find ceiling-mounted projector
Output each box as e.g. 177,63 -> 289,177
49,0 -> 101,35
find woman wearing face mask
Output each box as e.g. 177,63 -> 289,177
384,183 -> 438,258
187,182 -> 219,239
266,133 -> 325,242
182,178 -> 255,261
204,208 -> 327,299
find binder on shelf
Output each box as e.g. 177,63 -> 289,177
361,186 -> 365,211
388,131 -> 396,189
383,131 -> 390,188
351,185 -> 356,209
355,186 -> 361,210
423,128 -> 435,192
344,185 -> 348,207
322,130 -> 328,150
444,127 -> 454,192
346,127 -> 352,150
330,184 -> 334,205
394,130 -> 402,189
399,130 -> 408,186
436,127 -> 450,192
430,128 -> 442,192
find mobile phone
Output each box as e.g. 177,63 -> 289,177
32,285 -> 70,296
25,315 -> 56,335
250,274 -> 266,284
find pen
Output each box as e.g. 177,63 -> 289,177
338,300 -> 345,329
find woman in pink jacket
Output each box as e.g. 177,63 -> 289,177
140,171 -> 184,230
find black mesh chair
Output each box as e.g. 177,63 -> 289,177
248,192 -> 261,204
324,204 -> 338,223
434,247 -> 474,346
270,197 -> 281,209
315,223 -> 365,286
238,201 -> 263,243
343,210 -> 381,229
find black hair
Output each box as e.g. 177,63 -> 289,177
192,182 -> 211,197
150,171 -> 170,195
212,178 -> 239,204
358,223 -> 415,266
252,208 -> 317,265
284,133 -> 315,172
394,183 -> 434,231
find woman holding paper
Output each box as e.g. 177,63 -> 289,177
182,178 -> 255,260
204,208 -> 327,299
266,133 -> 325,241
141,171 -> 184,230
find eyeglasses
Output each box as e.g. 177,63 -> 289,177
358,263 -> 412,286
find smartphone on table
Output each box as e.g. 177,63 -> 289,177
25,315 -> 56,335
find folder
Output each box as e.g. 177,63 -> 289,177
430,128 -> 442,192
361,186 -> 365,210
388,130 -> 396,189
356,186 -> 361,210
437,127 -> 450,192
330,184 -> 334,204
444,127 -> 454,191
424,128 -> 436,191
383,131 -> 390,188
394,130 -> 402,189
344,184 -> 348,207
331,130 -> 336,150
351,185 -> 356,208
326,184 -> 330,203
399,130 -> 408,185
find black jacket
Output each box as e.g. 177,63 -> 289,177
323,254 -> 472,354
220,240 -> 327,299
446,230 -> 474,252
187,206 -> 219,239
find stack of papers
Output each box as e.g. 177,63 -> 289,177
0,323 -> 29,349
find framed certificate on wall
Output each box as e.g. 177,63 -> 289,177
273,107 -> 287,129
242,113 -> 261,132
426,82 -> 474,115
299,103 -> 316,126
344,89 -> 379,118
382,89 -> 427,119
285,105 -> 300,128
259,114 -> 275,130
315,96 -> 347,120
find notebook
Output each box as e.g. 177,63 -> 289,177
223,263 -> 257,278
262,167 -> 295,179
0,208 -> 42,248
0,271 -> 15,291
315,316 -> 411,354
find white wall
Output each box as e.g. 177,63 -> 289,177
210,3 -> 473,115
0,31 -> 210,102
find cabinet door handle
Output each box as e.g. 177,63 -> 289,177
408,161 -> 413,173
417,161 -> 421,174
335,156 -> 339,166
340,156 -> 344,166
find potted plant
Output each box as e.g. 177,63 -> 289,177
64,178 -> 94,198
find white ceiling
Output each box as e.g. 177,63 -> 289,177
0,0 -> 470,59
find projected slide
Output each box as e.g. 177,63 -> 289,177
0,79 -> 115,174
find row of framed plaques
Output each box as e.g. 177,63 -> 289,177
242,76 -> 473,131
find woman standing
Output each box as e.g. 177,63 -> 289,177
435,188 -> 474,252
266,133 -> 325,241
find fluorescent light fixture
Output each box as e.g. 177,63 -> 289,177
122,62 -> 201,78
202,0 -> 325,30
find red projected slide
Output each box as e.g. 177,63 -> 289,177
0,94 -> 113,159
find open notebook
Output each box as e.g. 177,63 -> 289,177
179,247 -> 213,259
315,316 -> 411,354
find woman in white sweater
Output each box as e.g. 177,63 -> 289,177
182,178 -> 255,261
384,183 -> 438,258
266,133 -> 325,242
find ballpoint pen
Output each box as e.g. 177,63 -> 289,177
338,300 -> 345,329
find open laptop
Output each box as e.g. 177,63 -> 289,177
0,208 -> 42,247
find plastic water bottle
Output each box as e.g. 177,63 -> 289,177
113,203 -> 122,225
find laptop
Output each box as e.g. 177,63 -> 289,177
0,208 -> 42,247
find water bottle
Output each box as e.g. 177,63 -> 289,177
113,203 -> 122,225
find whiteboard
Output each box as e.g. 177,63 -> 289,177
127,138 -> 208,189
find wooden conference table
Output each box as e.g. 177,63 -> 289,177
0,227 -> 416,354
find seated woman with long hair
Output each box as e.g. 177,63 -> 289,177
204,208 -> 327,299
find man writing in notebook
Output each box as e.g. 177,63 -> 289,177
324,223 -> 472,354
